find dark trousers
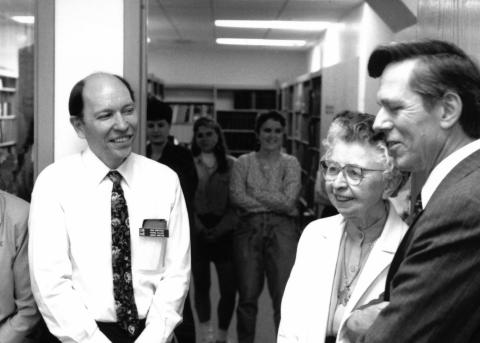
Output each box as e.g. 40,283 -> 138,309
233,213 -> 299,343
191,233 -> 237,330
174,290 -> 196,343
29,318 -> 146,343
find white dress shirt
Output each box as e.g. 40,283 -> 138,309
421,139 -> 480,208
29,148 -> 191,343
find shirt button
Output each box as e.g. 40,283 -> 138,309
350,265 -> 357,273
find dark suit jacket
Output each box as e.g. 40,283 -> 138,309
360,148 -> 480,343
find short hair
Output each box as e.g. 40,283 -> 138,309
191,117 -> 229,173
68,73 -> 135,118
323,110 -> 405,192
147,96 -> 173,124
368,39 -> 480,139
254,110 -> 286,134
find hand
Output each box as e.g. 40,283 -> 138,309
343,301 -> 389,342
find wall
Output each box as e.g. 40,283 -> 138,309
54,0 -> 124,160
418,0 -> 480,60
321,5 -> 363,69
317,3 -> 395,144
358,4 -> 395,114
148,44 -> 308,88
0,19 -> 34,75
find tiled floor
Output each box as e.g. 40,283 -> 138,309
190,263 -> 276,343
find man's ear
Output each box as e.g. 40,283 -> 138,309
439,91 -> 462,130
70,116 -> 86,139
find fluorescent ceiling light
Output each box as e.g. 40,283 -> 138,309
215,20 -> 331,31
11,16 -> 35,24
216,38 -> 306,47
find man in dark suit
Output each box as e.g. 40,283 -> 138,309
341,40 -> 480,342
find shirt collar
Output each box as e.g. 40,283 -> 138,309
345,205 -> 386,244
421,139 -> 480,208
81,147 -> 135,187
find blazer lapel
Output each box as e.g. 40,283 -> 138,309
345,203 -> 406,313
305,215 -> 345,342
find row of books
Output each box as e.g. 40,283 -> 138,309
169,103 -> 214,124
0,101 -> 13,117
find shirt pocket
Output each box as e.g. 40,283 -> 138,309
135,235 -> 167,271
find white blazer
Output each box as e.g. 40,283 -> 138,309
277,203 -> 407,343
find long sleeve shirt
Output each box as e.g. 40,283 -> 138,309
229,151 -> 301,217
0,191 -> 39,343
28,148 -> 191,343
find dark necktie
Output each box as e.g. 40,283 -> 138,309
407,193 -> 423,225
107,171 -> 139,336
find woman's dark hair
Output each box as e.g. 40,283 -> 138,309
191,117 -> 229,173
368,39 -> 480,139
254,110 -> 286,134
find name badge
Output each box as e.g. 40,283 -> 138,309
139,219 -> 169,237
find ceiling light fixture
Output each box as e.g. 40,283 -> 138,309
215,20 -> 332,31
216,38 -> 306,47
11,16 -> 35,25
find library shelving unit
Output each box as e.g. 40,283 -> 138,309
216,88 -> 277,157
280,71 -> 322,226
147,74 -> 164,99
162,84 -> 216,145
158,82 -> 278,153
0,71 -> 17,150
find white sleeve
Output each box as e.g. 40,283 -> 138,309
28,172 -> 110,343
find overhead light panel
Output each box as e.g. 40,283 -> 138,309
11,16 -> 35,25
215,20 -> 332,31
216,38 -> 306,47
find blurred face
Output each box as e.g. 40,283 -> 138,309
71,74 -> 137,169
373,59 -> 445,172
325,140 -> 388,223
195,125 -> 218,153
258,118 -> 284,152
147,119 -> 170,146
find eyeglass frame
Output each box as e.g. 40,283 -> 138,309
319,159 -> 385,186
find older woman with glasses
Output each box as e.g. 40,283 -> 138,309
278,110 -> 408,343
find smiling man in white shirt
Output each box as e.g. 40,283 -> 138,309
28,72 -> 191,343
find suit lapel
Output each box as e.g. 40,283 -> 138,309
306,215 -> 345,342
386,149 -> 480,298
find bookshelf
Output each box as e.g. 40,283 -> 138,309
0,72 -> 17,150
162,85 -> 216,145
157,82 -> 277,152
216,88 -> 277,157
147,74 -> 164,99
280,71 -> 322,225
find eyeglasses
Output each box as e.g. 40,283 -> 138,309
320,160 -> 384,186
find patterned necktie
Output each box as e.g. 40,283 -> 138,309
107,171 -> 139,336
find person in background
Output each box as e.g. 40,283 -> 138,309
230,110 -> 301,343
0,190 -> 39,343
190,117 -> 237,343
277,110 -> 408,343
29,72 -> 190,343
146,96 -> 197,343
341,39 -> 480,343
